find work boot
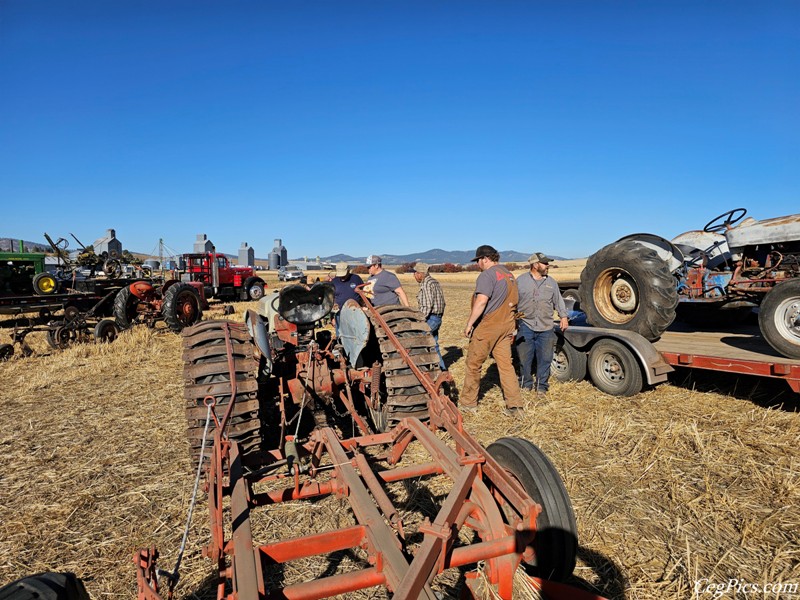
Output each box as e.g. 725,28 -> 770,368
502,407 -> 525,417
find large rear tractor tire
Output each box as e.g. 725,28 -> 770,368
113,286 -> 140,329
758,280 -> 800,359
182,321 -> 263,469
486,437 -> 577,581
587,338 -> 643,396
163,283 -> 203,332
579,240 -> 678,341
366,305 -> 442,432
32,272 -> 59,296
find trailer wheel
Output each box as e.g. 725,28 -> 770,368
103,258 -> 122,278
486,437 -> 577,581
758,279 -> 800,359
94,318 -> 118,344
587,338 -> 643,396
551,337 -> 587,383
0,572 -> 89,600
579,239 -> 677,341
113,286 -> 139,329
32,272 -> 59,296
163,283 -> 203,332
0,344 -> 13,361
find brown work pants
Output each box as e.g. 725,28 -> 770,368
461,325 -> 523,409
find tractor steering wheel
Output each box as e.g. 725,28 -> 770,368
703,208 -> 747,233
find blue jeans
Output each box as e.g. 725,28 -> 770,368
515,322 -> 556,391
426,314 -> 447,371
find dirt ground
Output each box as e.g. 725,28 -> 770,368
0,272 -> 798,599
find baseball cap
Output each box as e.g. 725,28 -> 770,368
335,262 -> 350,277
413,262 -> 430,274
365,254 -> 382,266
528,252 -> 552,264
470,244 -> 498,262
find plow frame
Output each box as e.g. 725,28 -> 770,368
137,299 -> 607,600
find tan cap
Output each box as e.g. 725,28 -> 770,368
335,262 -> 350,277
413,262 -> 430,274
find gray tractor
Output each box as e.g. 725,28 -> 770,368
578,209 -> 800,358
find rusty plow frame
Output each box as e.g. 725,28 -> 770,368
136,304 -> 607,600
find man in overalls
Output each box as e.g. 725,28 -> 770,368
461,245 -> 524,416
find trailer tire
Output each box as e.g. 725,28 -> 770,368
0,344 -> 13,361
579,239 -> 677,341
246,278 -> 265,301
551,337 -> 587,383
32,272 -> 59,296
587,338 -> 643,396
758,279 -> 800,359
561,288 -> 581,312
113,286 -> 139,329
486,437 -> 577,581
0,572 -> 89,600
94,318 -> 118,344
163,283 -> 203,332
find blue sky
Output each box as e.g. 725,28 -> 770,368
1,1 -> 798,260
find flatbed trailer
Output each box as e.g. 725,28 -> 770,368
654,324 -> 800,393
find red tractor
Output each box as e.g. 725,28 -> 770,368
179,252 -> 266,302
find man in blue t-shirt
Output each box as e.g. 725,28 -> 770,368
331,261 -> 364,336
364,255 -> 409,307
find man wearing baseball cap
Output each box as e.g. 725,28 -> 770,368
461,244 -> 524,416
515,252 -> 569,395
413,263 -> 446,371
330,262 -> 363,336
364,254 -> 409,307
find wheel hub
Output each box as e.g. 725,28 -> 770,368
611,277 -> 637,311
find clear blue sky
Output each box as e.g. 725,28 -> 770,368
1,1 -> 798,260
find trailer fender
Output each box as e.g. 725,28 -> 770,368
561,325 -> 673,386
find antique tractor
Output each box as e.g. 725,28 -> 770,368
578,209 -> 800,358
135,283 -> 597,600
113,280 -> 205,333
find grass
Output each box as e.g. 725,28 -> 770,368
0,272 -> 798,599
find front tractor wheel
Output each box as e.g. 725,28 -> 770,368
579,239 -> 678,341
759,280 -> 800,359
163,283 -> 203,332
32,272 -> 59,295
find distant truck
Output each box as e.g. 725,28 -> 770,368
178,252 -> 266,301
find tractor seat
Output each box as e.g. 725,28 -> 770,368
278,283 -> 335,325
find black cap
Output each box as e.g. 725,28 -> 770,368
471,244 -> 498,262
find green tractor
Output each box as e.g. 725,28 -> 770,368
0,241 -> 55,296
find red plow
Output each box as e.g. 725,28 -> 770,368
135,284 -> 608,599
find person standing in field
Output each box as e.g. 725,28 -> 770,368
330,261 -> 363,336
515,252 -> 569,395
364,255 -> 409,307
461,245 -> 524,416
412,263 -> 447,371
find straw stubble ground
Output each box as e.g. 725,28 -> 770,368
0,271 -> 798,599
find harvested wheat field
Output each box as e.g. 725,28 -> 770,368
1,274 -> 799,600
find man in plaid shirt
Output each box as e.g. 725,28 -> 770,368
413,263 -> 447,371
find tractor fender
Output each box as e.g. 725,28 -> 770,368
339,299 -> 371,367
561,325 -> 673,386
244,309 -> 272,374
616,233 -> 685,273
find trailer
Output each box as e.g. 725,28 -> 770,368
552,317 -> 800,396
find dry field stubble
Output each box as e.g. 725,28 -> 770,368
0,270 -> 798,599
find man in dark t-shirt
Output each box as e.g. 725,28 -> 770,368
331,261 -> 363,336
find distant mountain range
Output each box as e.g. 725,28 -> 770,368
1,238 -> 567,265
307,249 -> 568,265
